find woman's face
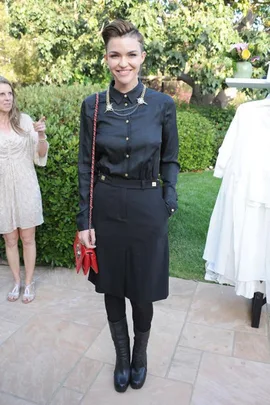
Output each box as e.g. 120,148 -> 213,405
105,35 -> 146,92
0,83 -> 13,114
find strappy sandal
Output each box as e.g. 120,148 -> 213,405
7,283 -> 21,302
22,282 -> 36,304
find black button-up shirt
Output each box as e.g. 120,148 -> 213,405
77,80 -> 180,231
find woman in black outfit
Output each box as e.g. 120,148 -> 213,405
77,19 -> 179,393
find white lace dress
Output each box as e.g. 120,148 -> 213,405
0,113 -> 48,234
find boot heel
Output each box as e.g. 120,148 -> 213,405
109,317 -> 130,392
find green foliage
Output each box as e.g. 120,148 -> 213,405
240,30 -> 270,80
176,108 -> 216,172
176,101 -> 235,171
0,4 -> 40,84
177,102 -> 235,165
199,106 -> 236,161
2,0 -> 269,97
4,0 -> 108,84
160,1 -> 240,93
192,105 -> 235,162
16,83 -> 103,267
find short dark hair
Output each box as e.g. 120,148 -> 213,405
102,19 -> 144,51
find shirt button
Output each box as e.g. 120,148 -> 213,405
124,94 -> 127,98
126,154 -> 130,158
126,137 -> 129,141
125,173 -> 128,177
125,103 -> 128,106
126,120 -> 129,123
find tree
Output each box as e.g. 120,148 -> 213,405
143,0 -> 269,104
4,0 -> 103,84
144,0 -> 241,103
2,0 -> 269,105
0,2 -> 41,84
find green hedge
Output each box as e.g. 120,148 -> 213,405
0,84 -> 234,267
177,109 -> 216,172
0,84 -> 102,267
177,103 -> 235,165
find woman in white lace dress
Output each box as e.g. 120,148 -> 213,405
0,76 -> 49,303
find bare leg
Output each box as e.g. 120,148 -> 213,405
20,227 -> 36,285
3,229 -> 20,284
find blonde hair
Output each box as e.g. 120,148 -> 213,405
0,76 -> 25,134
102,19 -> 144,51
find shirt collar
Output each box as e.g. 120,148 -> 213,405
109,80 -> 144,105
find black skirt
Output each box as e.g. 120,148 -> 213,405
89,175 -> 170,303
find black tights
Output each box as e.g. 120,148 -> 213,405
104,294 -> 153,333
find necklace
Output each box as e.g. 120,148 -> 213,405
105,84 -> 147,117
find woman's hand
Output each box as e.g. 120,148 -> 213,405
33,116 -> 46,137
79,228 -> 96,248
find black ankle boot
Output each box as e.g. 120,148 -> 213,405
109,317 -> 130,393
130,328 -> 150,389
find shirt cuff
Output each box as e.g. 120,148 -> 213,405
163,185 -> 178,216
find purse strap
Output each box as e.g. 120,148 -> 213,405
88,93 -> 99,239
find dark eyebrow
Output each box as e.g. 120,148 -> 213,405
109,50 -> 139,54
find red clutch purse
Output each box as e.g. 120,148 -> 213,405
73,232 -> 98,275
74,92 -> 99,275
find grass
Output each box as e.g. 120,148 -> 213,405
169,171 -> 221,281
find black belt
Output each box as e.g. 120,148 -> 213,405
97,174 -> 160,189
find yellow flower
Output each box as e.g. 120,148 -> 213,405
241,49 -> 251,60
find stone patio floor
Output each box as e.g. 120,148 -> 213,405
0,265 -> 270,405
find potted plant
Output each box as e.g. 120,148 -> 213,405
229,43 -> 259,78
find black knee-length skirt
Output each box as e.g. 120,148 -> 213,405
89,175 -> 170,303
